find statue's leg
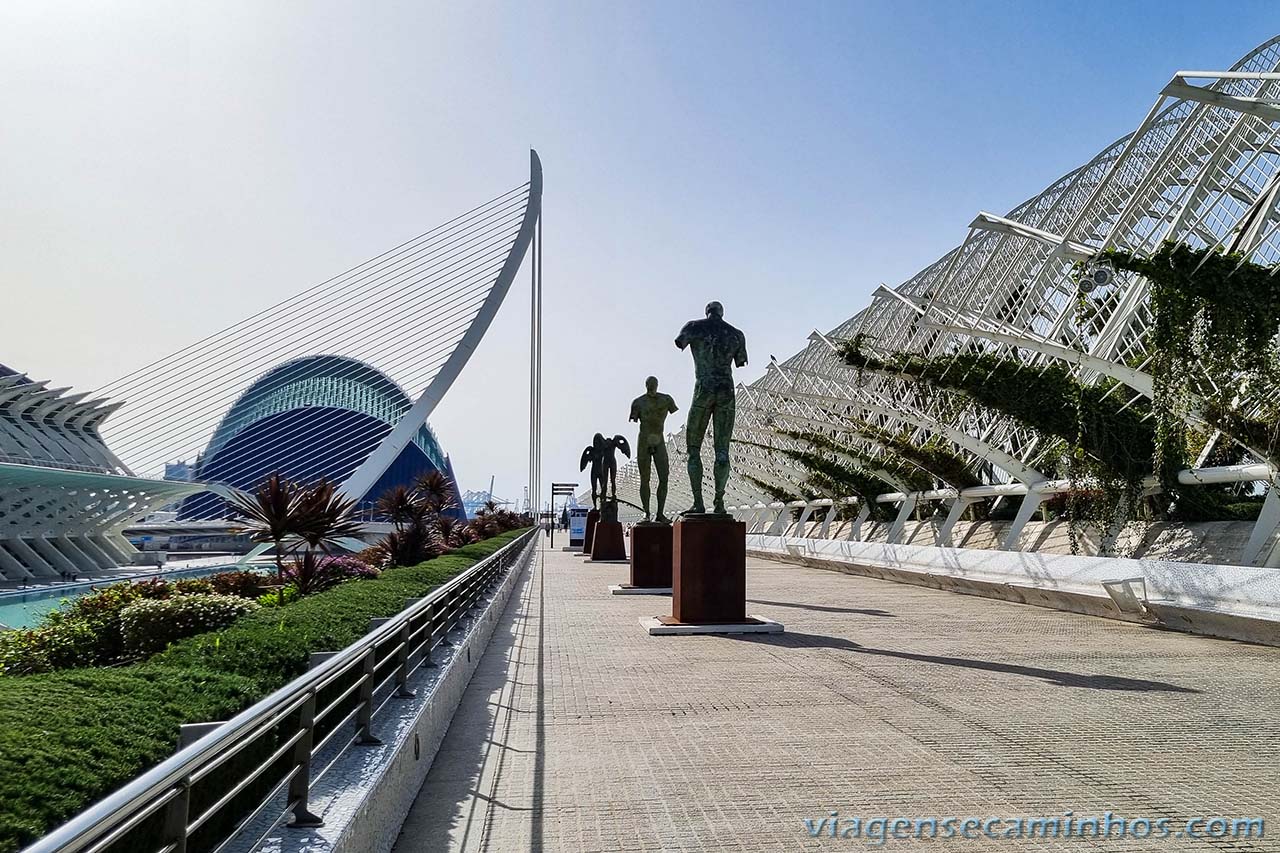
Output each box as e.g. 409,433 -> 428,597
711,392 -> 735,514
685,400 -> 712,514
637,444 -> 653,520
654,443 -> 670,522
608,460 -> 618,499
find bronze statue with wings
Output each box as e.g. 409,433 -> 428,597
579,433 -> 631,508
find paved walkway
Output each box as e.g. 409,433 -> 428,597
393,543 -> 1280,852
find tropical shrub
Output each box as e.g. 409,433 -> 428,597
26,578 -> 173,669
0,571 -> 275,676
153,533 -> 523,691
282,555 -> 379,595
0,620 -> 97,676
172,577 -> 215,596
208,570 -> 269,599
121,594 -> 260,658
256,585 -> 300,608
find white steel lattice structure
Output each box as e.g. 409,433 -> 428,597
609,37 -> 1280,566
0,152 -> 542,581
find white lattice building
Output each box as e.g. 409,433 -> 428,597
609,36 -> 1280,567
0,364 -> 200,580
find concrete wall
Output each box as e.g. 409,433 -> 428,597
773,514 -> 1256,565
750,533 -> 1280,647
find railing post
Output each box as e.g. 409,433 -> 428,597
160,777 -> 191,853
438,592 -> 455,646
287,692 -> 324,827
420,602 -> 437,667
393,621 -> 415,698
355,648 -> 382,745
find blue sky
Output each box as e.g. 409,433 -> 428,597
1,1 -> 1276,504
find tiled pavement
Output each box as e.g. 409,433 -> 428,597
392,542 -> 1280,852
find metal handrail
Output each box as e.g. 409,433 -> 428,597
23,528 -> 537,853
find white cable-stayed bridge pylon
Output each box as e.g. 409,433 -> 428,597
94,150 -> 543,515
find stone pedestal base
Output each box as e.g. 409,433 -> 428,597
630,524 -> 672,589
582,510 -> 600,554
590,520 -> 627,561
640,615 -> 783,635
671,515 -> 746,624
610,584 -> 672,595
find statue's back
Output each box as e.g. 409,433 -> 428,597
679,318 -> 746,391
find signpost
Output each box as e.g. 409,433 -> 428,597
550,482 -> 577,549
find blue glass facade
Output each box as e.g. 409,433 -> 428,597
179,355 -> 462,519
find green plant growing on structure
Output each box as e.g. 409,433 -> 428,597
776,428 -> 933,492
1104,242 -> 1280,495
839,341 -> 1158,553
837,346 -> 1157,484
736,437 -> 897,521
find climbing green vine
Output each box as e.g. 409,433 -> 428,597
776,429 -> 932,492
837,346 -> 1156,485
839,340 -> 1153,553
734,438 -> 896,520
835,240 -> 1280,540
1105,242 -> 1280,463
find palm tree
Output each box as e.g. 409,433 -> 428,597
413,470 -> 457,516
228,473 -> 300,590
294,479 -> 365,554
375,484 -> 417,532
291,480 -> 366,596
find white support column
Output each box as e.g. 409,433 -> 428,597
1000,492 -> 1045,551
938,497 -> 978,547
817,504 -> 837,539
766,505 -> 790,536
19,537 -> 67,577
74,535 -> 118,571
847,503 -> 871,541
0,542 -> 35,581
1242,486 -> 1280,567
793,502 -> 818,538
105,532 -> 140,562
90,534 -> 134,566
54,535 -> 99,574
886,494 -> 918,544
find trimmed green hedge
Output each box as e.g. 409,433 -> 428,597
0,529 -> 528,853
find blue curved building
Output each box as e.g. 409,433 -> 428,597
180,355 -> 463,519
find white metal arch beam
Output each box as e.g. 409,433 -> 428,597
339,151 -> 543,503
757,367 -> 1046,485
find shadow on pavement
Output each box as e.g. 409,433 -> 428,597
747,598 -> 896,617
736,630 -> 1201,693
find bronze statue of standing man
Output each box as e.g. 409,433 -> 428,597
629,376 -> 678,523
675,301 -> 748,515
